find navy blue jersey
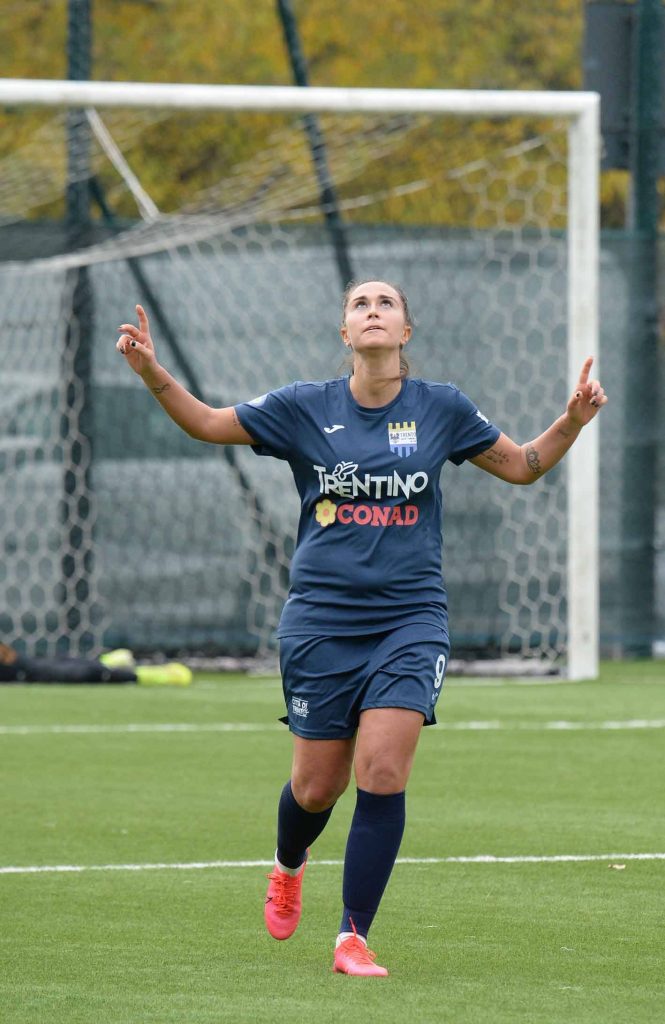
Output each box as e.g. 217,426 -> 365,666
235,377 -> 500,637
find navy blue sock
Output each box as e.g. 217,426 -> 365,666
340,788 -> 406,938
276,780 -> 334,870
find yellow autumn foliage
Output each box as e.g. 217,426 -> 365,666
1,1 -> 625,227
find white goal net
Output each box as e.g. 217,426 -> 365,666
0,80 -> 599,676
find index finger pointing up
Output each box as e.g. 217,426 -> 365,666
577,356 -> 594,388
136,304 -> 148,329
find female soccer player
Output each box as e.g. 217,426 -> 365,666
117,280 -> 606,977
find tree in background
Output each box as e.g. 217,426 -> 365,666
2,0 -> 626,225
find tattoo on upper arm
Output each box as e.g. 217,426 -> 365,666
152,383 -> 171,395
525,445 -> 542,475
232,409 -> 240,427
479,446 -> 509,466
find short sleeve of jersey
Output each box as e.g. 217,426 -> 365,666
448,388 -> 501,466
235,383 -> 298,460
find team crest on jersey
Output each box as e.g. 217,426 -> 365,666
388,421 -> 417,458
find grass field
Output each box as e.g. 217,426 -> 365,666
1,660 -> 664,1023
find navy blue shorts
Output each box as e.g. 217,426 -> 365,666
278,624 -> 450,739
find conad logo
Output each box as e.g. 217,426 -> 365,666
314,500 -> 419,528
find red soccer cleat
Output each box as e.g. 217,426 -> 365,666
333,922 -> 389,977
264,858 -> 307,940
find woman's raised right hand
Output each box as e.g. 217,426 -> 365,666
116,304 -> 158,377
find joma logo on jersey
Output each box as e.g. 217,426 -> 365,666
388,421 -> 417,458
313,462 -> 428,499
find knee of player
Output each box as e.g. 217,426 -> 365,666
292,776 -> 349,813
355,755 -> 409,794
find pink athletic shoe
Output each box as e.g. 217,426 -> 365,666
264,859 -> 306,940
333,923 -> 389,977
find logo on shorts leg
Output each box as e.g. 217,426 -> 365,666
291,696 -> 309,719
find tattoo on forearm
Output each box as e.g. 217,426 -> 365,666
525,445 -> 542,475
152,383 -> 171,395
557,425 -> 575,439
480,447 -> 509,465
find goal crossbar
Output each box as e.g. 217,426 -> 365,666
0,78 -> 596,118
0,79 -> 600,679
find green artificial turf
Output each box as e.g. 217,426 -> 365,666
1,661 -> 664,1023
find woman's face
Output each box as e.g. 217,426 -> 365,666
341,281 -> 411,356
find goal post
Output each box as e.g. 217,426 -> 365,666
0,79 -> 599,678
566,101 -> 600,682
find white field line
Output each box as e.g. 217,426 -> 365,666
1,852 -> 665,877
2,719 -> 665,737
194,677 -> 576,688
0,722 -> 283,735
